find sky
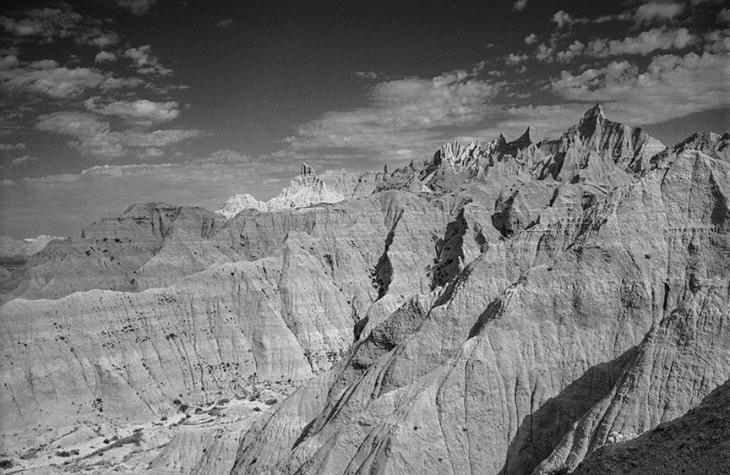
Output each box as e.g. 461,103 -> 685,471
0,0 -> 728,238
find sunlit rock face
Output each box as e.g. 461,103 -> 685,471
216,163 -> 346,219
1,106 -> 728,475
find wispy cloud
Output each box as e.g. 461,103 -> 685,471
36,112 -> 199,159
284,70 -> 503,162
114,0 -> 157,15
0,55 -> 142,98
550,51 -> 730,124
0,142 -> 26,150
10,154 -> 37,167
84,97 -> 180,126
216,18 -> 234,29
0,6 -> 119,48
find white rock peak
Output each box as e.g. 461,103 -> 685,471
216,162 -> 345,218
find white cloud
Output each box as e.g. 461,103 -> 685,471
10,154 -> 37,166
718,8 -> 730,23
513,0 -> 529,12
635,1 -> 685,25
550,51 -> 730,125
36,112 -> 199,159
115,0 -> 157,15
192,149 -> 253,165
95,51 -> 117,63
505,53 -> 528,65
124,45 -> 172,76
0,56 -> 142,98
524,33 -> 538,45
84,97 -> 180,126
704,28 -> 730,53
0,142 -> 25,150
552,28 -> 697,61
536,43 -> 555,62
551,10 -> 586,29
283,69 -> 503,162
0,6 -> 120,48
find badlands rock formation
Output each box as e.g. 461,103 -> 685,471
0,105 -> 728,474
217,163 -> 347,218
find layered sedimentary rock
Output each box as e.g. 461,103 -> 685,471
1,105 -> 727,474
231,107 -> 729,474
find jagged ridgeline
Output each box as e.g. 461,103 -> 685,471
0,105 -> 728,474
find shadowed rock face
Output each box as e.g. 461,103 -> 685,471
1,106 -> 727,474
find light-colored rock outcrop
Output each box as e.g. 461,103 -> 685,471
216,163 -> 346,218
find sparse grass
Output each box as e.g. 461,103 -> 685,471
77,431 -> 143,461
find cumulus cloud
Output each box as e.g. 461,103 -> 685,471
718,8 -> 730,23
124,45 -> 172,76
551,10 -> 586,29
84,97 -> 180,126
283,69 -> 503,162
0,55 -> 142,98
95,51 -> 117,63
505,53 -> 528,65
552,28 -> 697,60
513,0 -> 529,12
635,1 -> 685,25
550,51 -> 730,124
524,33 -> 538,45
36,112 -> 199,159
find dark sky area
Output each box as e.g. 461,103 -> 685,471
0,0 -> 728,237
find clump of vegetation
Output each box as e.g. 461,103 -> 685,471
0,459 -> 13,469
264,398 -> 278,406
178,403 -> 189,413
217,398 -> 230,405
56,449 -> 80,457
172,399 -> 181,406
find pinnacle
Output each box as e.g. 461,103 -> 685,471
583,103 -> 605,121
300,162 -> 315,177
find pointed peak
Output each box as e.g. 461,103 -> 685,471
583,103 -> 605,122
497,133 -> 508,146
300,162 -> 315,177
517,127 -> 532,144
